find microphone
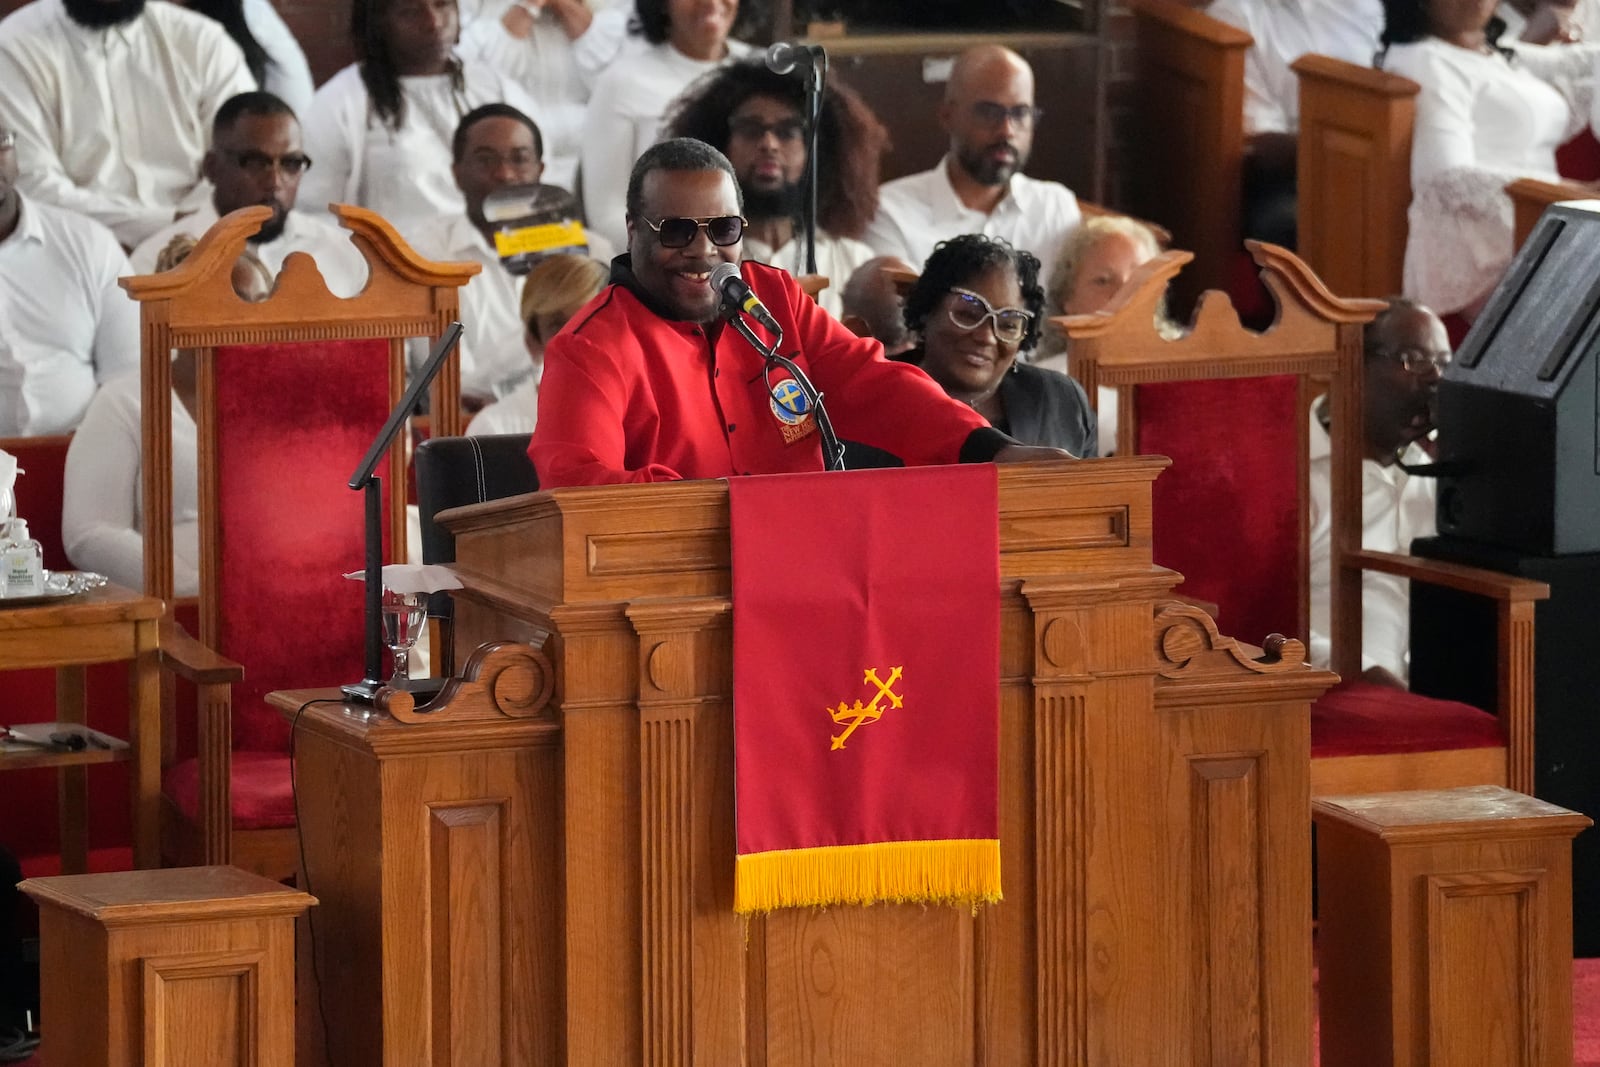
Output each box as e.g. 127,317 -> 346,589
711,262 -> 782,336
765,40 -> 821,75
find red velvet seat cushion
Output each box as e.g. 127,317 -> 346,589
162,749 -> 296,830
1311,680 -> 1505,758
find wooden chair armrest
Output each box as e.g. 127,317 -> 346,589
1348,549 -> 1550,603
1129,0 -> 1254,48
1506,176 -> 1595,250
157,620 -> 244,684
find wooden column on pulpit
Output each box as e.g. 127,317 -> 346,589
276,460 -> 1336,1066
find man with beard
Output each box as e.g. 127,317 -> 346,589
0,113 -> 138,435
1308,297 -> 1450,687
664,60 -> 888,318
129,92 -> 369,298
529,137 -> 1072,486
0,0 -> 255,248
863,45 -> 1080,280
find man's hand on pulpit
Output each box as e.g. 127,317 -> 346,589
993,443 -> 1078,464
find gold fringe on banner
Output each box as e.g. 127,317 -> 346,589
734,838 -> 1002,914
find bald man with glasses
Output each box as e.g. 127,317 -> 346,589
863,44 -> 1081,281
529,138 -> 1071,487
129,91 -> 368,298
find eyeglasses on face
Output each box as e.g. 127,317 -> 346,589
642,215 -> 747,249
946,287 -> 1033,345
1382,347 -> 1452,374
226,150 -> 313,177
970,102 -> 1042,128
728,116 -> 806,144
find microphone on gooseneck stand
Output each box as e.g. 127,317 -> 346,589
764,40 -> 822,75
763,41 -> 827,276
709,263 -> 845,472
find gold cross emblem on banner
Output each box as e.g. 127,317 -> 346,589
829,666 -> 905,751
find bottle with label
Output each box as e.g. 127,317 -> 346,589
2,518 -> 44,599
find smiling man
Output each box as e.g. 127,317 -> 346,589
130,91 -> 368,298
863,44 -> 1081,279
529,137 -> 1072,486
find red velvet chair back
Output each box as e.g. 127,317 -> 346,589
1137,377 -> 1301,644
207,339 -> 395,753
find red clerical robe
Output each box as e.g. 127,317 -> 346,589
529,258 -> 997,486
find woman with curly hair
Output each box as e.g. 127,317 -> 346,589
579,0 -> 755,251
1377,0 -> 1597,317
297,0 -> 537,241
901,234 -> 1097,457
664,59 -> 888,316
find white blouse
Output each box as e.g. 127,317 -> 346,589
1385,38 -> 1597,314
297,59 -> 540,243
579,38 -> 754,252
61,372 -> 199,597
243,0 -> 315,118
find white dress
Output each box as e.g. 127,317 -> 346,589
243,0 -> 315,117
61,372 -> 200,597
578,38 -> 754,252
1384,38 -> 1597,314
297,60 -> 541,243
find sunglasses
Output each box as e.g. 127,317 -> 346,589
641,215 -> 747,249
947,287 -> 1034,345
729,117 -> 806,143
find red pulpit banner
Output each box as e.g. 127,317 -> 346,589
729,465 -> 1001,913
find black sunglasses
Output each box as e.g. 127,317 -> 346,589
642,215 -> 747,249
227,150 -> 314,177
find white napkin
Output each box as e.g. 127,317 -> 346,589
342,563 -> 464,594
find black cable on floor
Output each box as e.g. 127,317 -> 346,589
288,697 -> 346,1067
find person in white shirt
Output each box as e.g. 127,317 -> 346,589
411,103 -> 554,401
0,130 -> 139,437
183,0 -> 315,118
1209,0 -> 1385,247
863,45 -> 1082,290
579,0 -> 753,252
663,60 -> 887,319
458,0 -> 631,191
0,0 -> 257,249
466,251 -> 609,436
1495,0 -> 1597,43
61,237 -> 272,596
297,0 -> 539,243
1309,297 -> 1449,685
130,92 -> 370,299
1378,0 -> 1597,317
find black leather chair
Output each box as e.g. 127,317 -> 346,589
413,433 -> 539,674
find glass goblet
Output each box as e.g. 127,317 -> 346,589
380,588 -> 428,690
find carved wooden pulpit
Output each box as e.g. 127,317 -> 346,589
276,460 -> 1335,1065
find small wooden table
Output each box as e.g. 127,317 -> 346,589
0,583 -> 164,870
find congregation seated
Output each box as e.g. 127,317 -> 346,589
129,91 -> 369,298
840,254 -> 917,357
863,45 -> 1082,287
664,60 -> 887,319
0,135 -> 138,436
1378,0 -> 1599,317
0,0 -> 256,248
458,0 -> 631,189
410,102 -> 571,401
61,236 -> 272,597
1308,296 -> 1448,686
189,0 -> 316,115
1208,0 -> 1385,247
1034,213 -> 1167,455
899,234 -> 1098,458
466,251 -> 609,437
297,0 -> 537,243
580,0 -> 754,252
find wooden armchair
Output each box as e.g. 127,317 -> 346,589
1294,54 -> 1592,299
1061,241 -> 1549,795
119,204 -> 479,877
1128,0 -> 1252,311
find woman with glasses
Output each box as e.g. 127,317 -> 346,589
900,234 -> 1097,458
579,0 -> 754,252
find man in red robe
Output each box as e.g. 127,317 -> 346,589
529,137 -> 1070,486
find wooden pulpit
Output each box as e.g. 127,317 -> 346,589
276,460 -> 1336,1065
